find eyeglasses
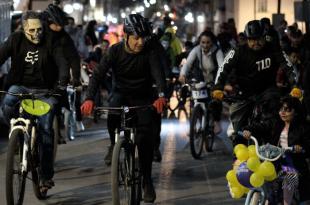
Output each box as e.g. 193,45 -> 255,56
279,106 -> 292,112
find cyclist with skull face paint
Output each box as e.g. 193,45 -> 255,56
212,20 -> 298,146
0,11 -> 69,190
81,14 -> 166,203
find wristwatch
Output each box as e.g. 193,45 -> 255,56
158,92 -> 165,98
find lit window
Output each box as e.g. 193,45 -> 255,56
257,0 -> 267,12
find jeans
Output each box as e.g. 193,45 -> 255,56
2,85 -> 57,180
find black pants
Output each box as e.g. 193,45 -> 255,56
107,92 -> 155,181
229,87 -> 281,146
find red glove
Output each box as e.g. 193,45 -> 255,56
81,100 -> 94,116
153,97 -> 167,114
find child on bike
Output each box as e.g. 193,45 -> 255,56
242,96 -> 310,204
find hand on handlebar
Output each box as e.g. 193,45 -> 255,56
81,100 -> 95,116
153,97 -> 167,114
293,145 -> 303,153
211,90 -> 224,101
242,130 -> 252,140
178,75 -> 186,84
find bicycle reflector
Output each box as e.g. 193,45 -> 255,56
21,99 -> 51,116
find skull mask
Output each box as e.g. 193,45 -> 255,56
23,19 -> 43,44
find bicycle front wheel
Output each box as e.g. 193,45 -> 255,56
189,105 -> 204,159
111,139 -> 140,205
205,113 -> 215,152
6,129 -> 27,205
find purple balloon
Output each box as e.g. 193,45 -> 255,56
236,162 -> 254,188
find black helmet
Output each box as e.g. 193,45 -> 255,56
244,20 -> 264,39
123,14 -> 152,37
43,4 -> 68,26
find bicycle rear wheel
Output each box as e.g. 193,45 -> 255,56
112,138 -> 140,205
31,143 -> 48,200
53,116 -> 59,163
6,129 -> 27,205
189,105 -> 204,159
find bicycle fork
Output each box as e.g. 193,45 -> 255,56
9,118 -> 32,173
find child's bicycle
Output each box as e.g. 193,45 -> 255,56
239,133 -> 303,205
1,90 -> 59,204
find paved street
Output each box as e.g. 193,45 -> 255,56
0,117 -> 243,205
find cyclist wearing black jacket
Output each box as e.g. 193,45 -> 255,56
81,14 -> 166,203
212,20 -> 297,145
0,11 -> 69,190
42,4 -> 84,135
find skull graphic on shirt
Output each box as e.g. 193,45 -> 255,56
23,19 -> 43,44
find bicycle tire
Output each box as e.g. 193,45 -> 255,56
204,113 -> 215,152
31,143 -> 48,200
132,144 -> 141,205
53,116 -> 59,163
64,110 -> 75,141
6,129 -> 27,205
249,191 -> 261,205
112,138 -> 138,205
189,105 -> 204,159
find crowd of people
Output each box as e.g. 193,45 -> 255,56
0,2 -> 310,204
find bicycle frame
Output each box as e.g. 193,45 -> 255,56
9,117 -> 33,173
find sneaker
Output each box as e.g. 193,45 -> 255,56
143,181 -> 156,203
58,135 -> 67,144
76,121 -> 85,132
104,145 -> 114,166
153,149 -> 162,162
40,179 -> 55,189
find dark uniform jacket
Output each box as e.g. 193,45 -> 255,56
86,41 -> 166,100
215,44 -> 296,97
0,31 -> 69,89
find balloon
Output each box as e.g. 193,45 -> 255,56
257,161 -> 276,177
226,170 -> 238,184
250,173 -> 264,187
236,162 -> 253,188
234,144 -> 247,154
236,148 -> 249,162
265,171 -> 277,182
248,145 -> 257,158
247,157 -> 261,172
230,186 -> 245,199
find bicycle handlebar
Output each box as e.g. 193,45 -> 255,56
237,131 -> 304,161
0,90 -> 61,98
94,105 -> 153,114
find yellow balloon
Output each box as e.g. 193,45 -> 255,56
234,144 -> 247,154
236,148 -> 249,162
226,170 -> 238,184
257,161 -> 276,177
248,145 -> 257,158
265,171 -> 277,182
247,157 -> 261,172
250,173 -> 265,187
231,186 -> 245,199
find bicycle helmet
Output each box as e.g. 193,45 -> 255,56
123,14 -> 152,37
244,20 -> 264,39
43,4 -> 68,26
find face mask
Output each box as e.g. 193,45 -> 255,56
23,19 -> 43,44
